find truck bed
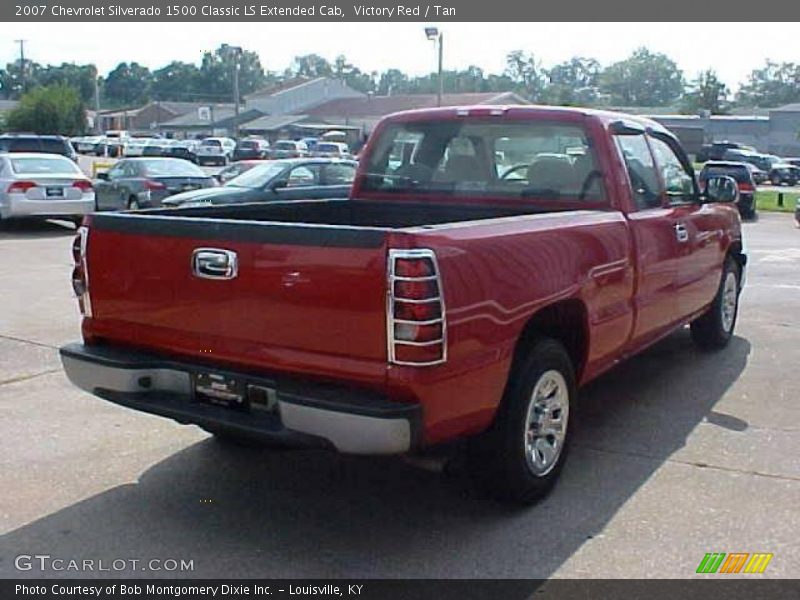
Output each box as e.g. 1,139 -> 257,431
150,198 -> 546,229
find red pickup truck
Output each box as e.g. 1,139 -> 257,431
61,106 -> 746,504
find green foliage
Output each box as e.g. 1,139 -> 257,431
736,61 -> 800,108
599,47 -> 684,106
680,70 -> 730,115
6,84 -> 86,135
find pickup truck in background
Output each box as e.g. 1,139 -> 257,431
60,106 -> 746,504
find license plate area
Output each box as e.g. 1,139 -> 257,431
193,372 -> 247,409
192,371 -> 279,414
46,187 -> 64,198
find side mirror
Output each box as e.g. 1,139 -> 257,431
704,175 -> 739,204
96,172 -> 109,181
270,179 -> 288,191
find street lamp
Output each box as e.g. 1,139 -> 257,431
222,44 -> 243,139
424,27 -> 443,107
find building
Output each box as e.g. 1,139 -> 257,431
300,91 -> 530,135
96,101 -> 238,134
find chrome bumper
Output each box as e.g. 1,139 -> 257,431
1,196 -> 94,219
59,343 -> 418,455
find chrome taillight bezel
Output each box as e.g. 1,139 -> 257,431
387,248 -> 447,367
72,225 -> 92,317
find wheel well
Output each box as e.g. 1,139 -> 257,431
511,299 -> 589,381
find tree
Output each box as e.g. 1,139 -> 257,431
152,61 -> 201,100
198,45 -> 266,101
680,70 -> 729,114
505,50 -> 546,101
0,59 -> 43,99
599,47 -> 684,106
103,62 -> 152,105
37,63 -> 96,104
6,84 -> 86,135
544,57 -> 601,105
288,54 -> 333,78
736,61 -> 800,108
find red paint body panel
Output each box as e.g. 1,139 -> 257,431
78,105 -> 743,448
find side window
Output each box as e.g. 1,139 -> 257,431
286,165 -> 321,187
106,163 -> 125,181
614,135 -> 661,210
324,163 -> 356,185
648,136 -> 696,205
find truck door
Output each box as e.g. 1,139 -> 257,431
613,132 -> 684,345
648,134 -> 724,317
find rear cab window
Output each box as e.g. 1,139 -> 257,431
361,118 -> 606,205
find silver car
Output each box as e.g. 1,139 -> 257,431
0,153 -> 94,225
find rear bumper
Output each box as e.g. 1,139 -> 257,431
1,196 -> 94,219
59,342 -> 419,454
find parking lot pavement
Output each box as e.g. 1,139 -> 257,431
0,214 -> 798,579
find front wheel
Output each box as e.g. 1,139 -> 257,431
467,338 -> 576,504
690,257 -> 741,350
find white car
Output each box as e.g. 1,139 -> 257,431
0,153 -> 95,225
123,138 -> 151,157
195,137 -> 236,166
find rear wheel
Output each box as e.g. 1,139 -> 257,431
690,257 -> 741,350
467,338 -> 576,504
127,197 -> 140,210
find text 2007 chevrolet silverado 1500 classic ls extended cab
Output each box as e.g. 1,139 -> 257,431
61,106 -> 746,504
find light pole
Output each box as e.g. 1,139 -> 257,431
424,27 -> 443,106
223,44 -> 243,139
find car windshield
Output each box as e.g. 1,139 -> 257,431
40,139 -> 69,154
239,141 -> 258,149
139,159 -> 205,177
274,141 -> 296,150
10,156 -> 81,175
316,143 -> 341,153
4,138 -> 42,152
201,139 -> 222,147
361,119 -> 606,202
225,161 -> 288,188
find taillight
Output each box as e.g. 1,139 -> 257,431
71,226 -> 92,317
72,180 -> 93,192
144,180 -> 166,191
7,180 -> 37,193
388,249 -> 446,366
738,182 -> 754,192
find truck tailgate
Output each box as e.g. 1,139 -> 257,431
83,214 -> 390,381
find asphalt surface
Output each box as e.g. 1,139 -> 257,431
0,212 -> 798,579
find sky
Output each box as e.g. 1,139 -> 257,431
1,22 -> 796,90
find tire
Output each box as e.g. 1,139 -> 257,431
127,197 -> 140,211
690,257 -> 741,350
467,337 -> 576,505
770,175 -> 781,186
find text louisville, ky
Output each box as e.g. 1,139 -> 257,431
32,3 -> 456,18
16,583 -> 366,597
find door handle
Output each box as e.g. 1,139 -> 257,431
192,248 -> 238,280
674,223 -> 689,243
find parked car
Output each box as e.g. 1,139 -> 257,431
61,106 -> 745,505
164,139 -> 200,162
784,157 -> 800,168
767,163 -> 800,186
212,160 -> 265,184
698,161 -> 757,219
270,140 -> 308,159
0,152 -> 94,225
122,138 -> 150,157
93,157 -> 216,211
96,130 -> 130,158
744,162 -> 768,185
163,158 -> 357,208
301,137 -> 320,152
195,137 -> 236,166
312,141 -> 352,159
0,133 -> 78,162
697,141 -> 753,162
142,139 -> 172,157
73,136 -> 104,155
233,139 -> 270,161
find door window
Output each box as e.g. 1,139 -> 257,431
323,163 -> 356,185
614,134 -> 661,210
286,165 -> 321,187
648,136 -> 696,205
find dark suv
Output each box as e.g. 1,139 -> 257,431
697,141 -> 749,163
698,161 -> 757,219
0,134 -> 78,162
